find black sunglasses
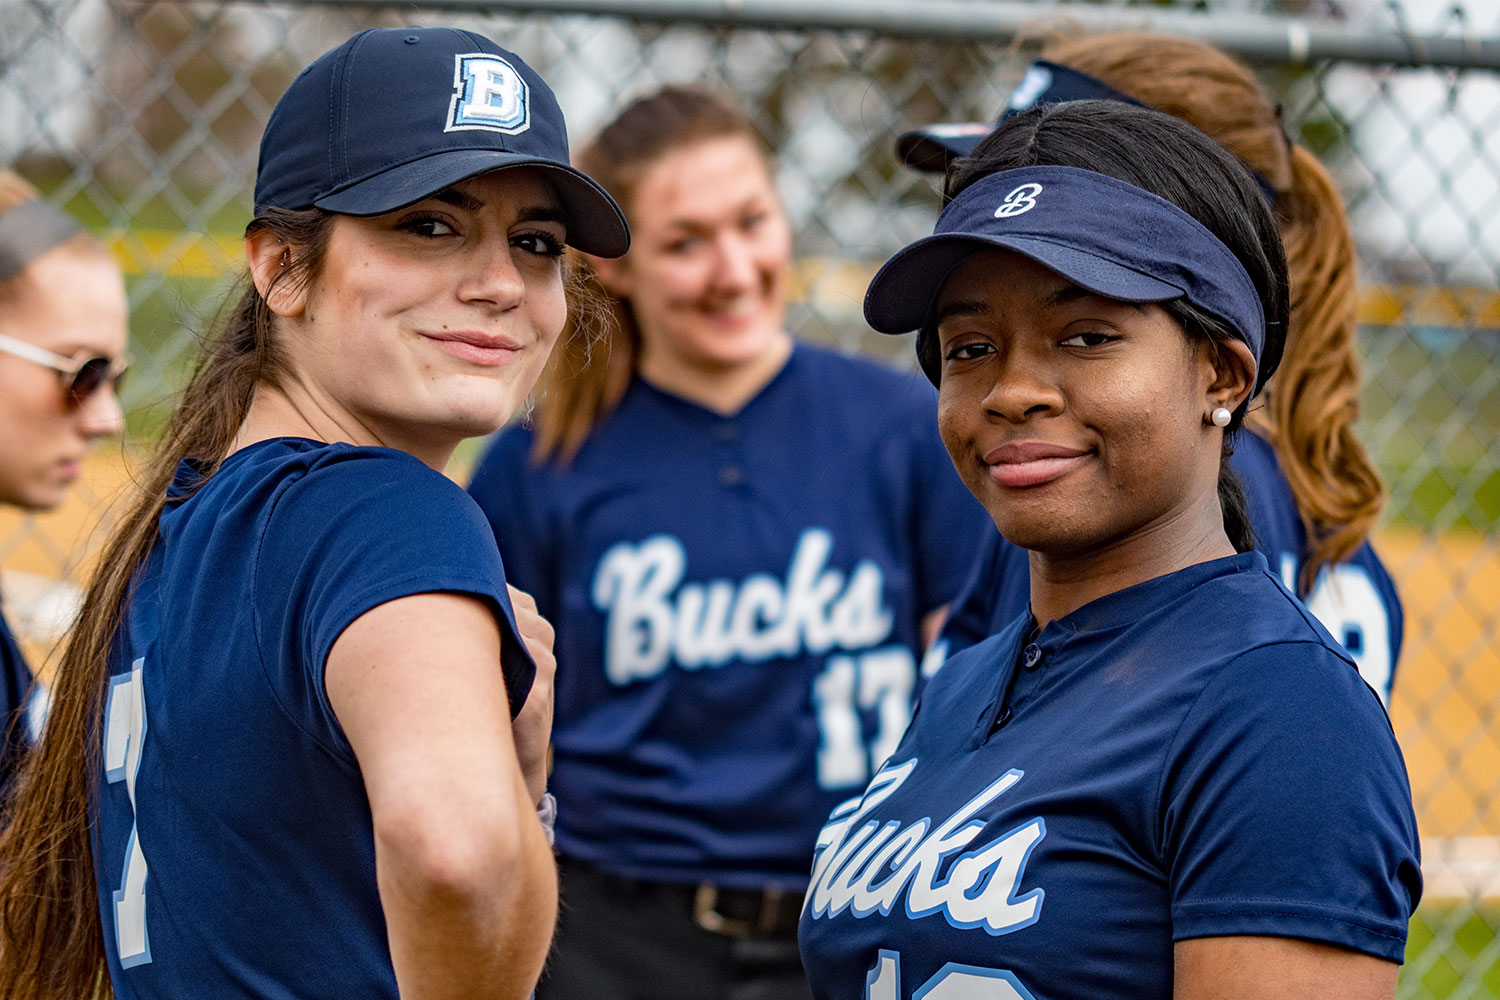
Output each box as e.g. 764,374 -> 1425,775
0,331 -> 129,409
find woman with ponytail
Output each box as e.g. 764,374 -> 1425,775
0,171 -> 128,791
0,26 -> 628,1000
799,98 -> 1420,1000
905,33 -> 1402,701
467,86 -> 987,999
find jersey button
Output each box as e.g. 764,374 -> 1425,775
991,706 -> 1013,733
1023,643 -> 1043,669
714,422 -> 737,442
718,465 -> 745,487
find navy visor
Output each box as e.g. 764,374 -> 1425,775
897,61 -> 1147,173
864,165 -> 1268,390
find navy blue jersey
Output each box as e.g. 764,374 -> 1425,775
467,343 -> 989,887
93,438 -> 533,999
938,428 -> 1404,701
0,600 -> 34,790
799,552 -> 1422,999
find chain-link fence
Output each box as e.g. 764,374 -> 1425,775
2,0 -> 1497,993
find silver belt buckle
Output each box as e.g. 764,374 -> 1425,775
693,883 -> 784,937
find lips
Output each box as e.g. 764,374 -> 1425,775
982,440 -> 1092,489
421,330 -> 523,366
700,296 -> 762,328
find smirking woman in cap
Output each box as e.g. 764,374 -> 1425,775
796,101 -> 1420,999
0,26 -> 626,1000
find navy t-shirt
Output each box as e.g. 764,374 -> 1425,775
0,600 -> 34,790
938,429 -> 1404,701
93,438 -> 533,999
468,343 -> 990,887
799,552 -> 1422,999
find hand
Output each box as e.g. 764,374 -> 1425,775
507,585 -> 555,806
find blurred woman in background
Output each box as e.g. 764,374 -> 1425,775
468,85 -> 988,999
0,170 -> 128,789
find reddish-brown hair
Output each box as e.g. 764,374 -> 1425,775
1041,32 -> 1384,589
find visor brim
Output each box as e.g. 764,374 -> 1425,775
895,125 -> 989,175
864,234 -> 1185,334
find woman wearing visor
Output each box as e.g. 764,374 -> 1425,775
0,27 -> 627,1000
900,35 -> 1403,704
0,171 -> 128,790
797,101 -> 1420,999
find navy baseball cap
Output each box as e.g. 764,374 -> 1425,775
897,61 -> 1147,174
254,27 -> 629,258
864,165 -> 1269,391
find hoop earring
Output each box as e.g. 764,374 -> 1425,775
1210,407 -> 1232,428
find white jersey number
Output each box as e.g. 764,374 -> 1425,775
812,646 -> 916,789
868,950 -> 1036,999
104,659 -> 151,967
1280,555 -> 1393,703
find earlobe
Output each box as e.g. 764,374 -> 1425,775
244,229 -> 307,318
1203,337 -> 1257,421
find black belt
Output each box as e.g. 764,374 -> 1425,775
564,857 -> 806,939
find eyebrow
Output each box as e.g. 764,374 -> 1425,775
515,205 -> 567,226
1044,283 -> 1144,311
431,190 -> 567,227
662,195 -> 767,234
936,282 -> 1144,323
934,299 -> 993,324
434,189 -> 484,212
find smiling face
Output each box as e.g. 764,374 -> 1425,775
276,168 -> 568,460
934,247 -> 1229,559
601,135 -> 793,378
0,247 -> 128,511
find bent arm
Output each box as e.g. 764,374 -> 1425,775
1175,936 -> 1398,1000
328,592 -> 556,1000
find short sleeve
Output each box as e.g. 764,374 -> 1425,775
903,387 -> 992,613
254,449 -> 535,759
1162,641 -> 1422,961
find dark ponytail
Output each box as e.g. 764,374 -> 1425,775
1164,297 -> 1261,554
1217,461 -> 1254,554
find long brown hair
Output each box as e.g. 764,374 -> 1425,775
0,207 -> 327,999
1040,32 -> 1384,590
531,86 -> 768,462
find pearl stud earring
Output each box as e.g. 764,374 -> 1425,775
1211,407 -> 1232,427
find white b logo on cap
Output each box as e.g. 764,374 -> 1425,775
995,183 -> 1043,218
447,54 -> 530,134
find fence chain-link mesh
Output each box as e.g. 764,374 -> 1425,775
1,0 -> 1496,993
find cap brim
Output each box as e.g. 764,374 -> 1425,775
895,124 -> 990,174
864,234 -> 1185,334
313,149 -> 630,258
